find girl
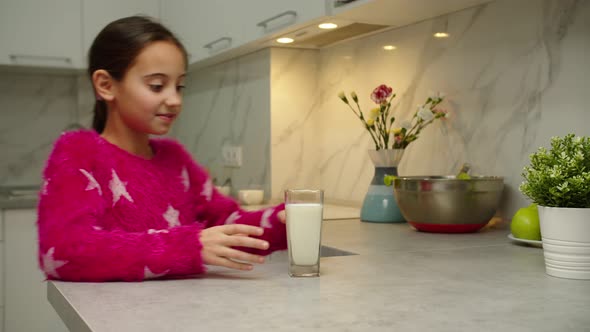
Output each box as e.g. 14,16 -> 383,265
37,16 -> 287,282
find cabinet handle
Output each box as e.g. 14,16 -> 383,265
203,37 -> 232,51
9,54 -> 71,64
256,10 -> 297,31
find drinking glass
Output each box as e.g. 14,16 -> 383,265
284,189 -> 324,277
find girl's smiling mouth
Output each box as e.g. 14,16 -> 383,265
156,113 -> 177,122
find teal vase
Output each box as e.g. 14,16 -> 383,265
361,149 -> 406,223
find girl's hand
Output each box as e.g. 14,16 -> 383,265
200,224 -> 269,271
278,210 -> 286,224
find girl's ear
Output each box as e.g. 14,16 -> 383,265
92,69 -> 116,102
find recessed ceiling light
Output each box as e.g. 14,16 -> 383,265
383,45 -> 396,51
276,37 -> 294,44
318,23 -> 338,29
433,32 -> 450,38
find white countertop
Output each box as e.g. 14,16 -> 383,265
47,219 -> 590,332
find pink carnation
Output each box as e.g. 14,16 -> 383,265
370,84 -> 393,104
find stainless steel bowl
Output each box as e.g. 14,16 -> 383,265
393,176 -> 504,233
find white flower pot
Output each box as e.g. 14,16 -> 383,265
538,206 -> 590,280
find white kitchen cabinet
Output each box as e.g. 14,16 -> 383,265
330,0 -> 493,27
229,0 -> 327,41
0,0 -> 83,68
82,0 -> 161,61
160,1 -> 229,63
160,0 -> 326,66
4,209 -> 67,332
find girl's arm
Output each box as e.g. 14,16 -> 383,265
184,158 -> 287,255
37,136 -> 206,282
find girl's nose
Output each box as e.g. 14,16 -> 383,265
165,90 -> 182,108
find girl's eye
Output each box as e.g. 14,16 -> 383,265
177,85 -> 186,92
149,84 -> 164,92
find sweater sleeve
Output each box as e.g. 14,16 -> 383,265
180,151 -> 287,255
37,133 -> 205,282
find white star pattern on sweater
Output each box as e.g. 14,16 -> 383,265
163,205 -> 180,228
180,166 -> 190,192
109,169 -> 133,206
224,211 -> 240,225
79,169 -> 102,196
261,208 -> 274,228
148,229 -> 169,234
41,178 -> 50,195
42,247 -> 68,278
144,266 -> 169,280
201,178 -> 213,201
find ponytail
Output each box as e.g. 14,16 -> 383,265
92,100 -> 108,133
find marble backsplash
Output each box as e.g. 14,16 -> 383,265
311,0 -> 590,217
0,71 -> 92,186
270,0 -> 590,217
169,49 -> 273,198
1,0 -> 588,220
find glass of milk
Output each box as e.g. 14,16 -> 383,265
285,189 -> 324,277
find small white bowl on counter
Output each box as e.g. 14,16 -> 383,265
238,189 -> 265,205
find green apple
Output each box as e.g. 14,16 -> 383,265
510,204 -> 541,240
456,172 -> 471,180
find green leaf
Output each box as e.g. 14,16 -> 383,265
384,175 -> 397,186
520,134 -> 590,207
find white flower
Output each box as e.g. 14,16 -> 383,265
417,106 -> 434,122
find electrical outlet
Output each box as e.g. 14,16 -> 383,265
222,145 -> 242,167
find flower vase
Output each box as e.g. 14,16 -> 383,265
361,149 -> 406,223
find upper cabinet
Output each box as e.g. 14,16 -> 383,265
82,0 -> 161,63
160,0 -> 326,67
0,0 -> 83,68
160,1 -> 229,64
330,0 -> 493,27
0,0 -> 493,70
0,0 -> 160,70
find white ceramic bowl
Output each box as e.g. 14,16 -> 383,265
238,189 -> 264,205
215,185 -> 231,196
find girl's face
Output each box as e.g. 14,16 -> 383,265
111,41 -> 186,136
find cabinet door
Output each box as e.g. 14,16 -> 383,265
236,0 -> 326,37
4,209 -> 68,332
0,0 -> 83,68
82,0 -> 160,62
161,0 -> 326,64
160,0 -> 230,63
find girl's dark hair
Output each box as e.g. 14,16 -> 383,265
89,16 -> 187,133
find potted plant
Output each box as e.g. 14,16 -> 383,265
520,134 -> 590,279
338,85 -> 448,223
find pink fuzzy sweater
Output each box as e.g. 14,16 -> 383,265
37,130 -> 286,282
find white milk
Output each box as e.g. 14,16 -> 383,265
286,203 -> 323,266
